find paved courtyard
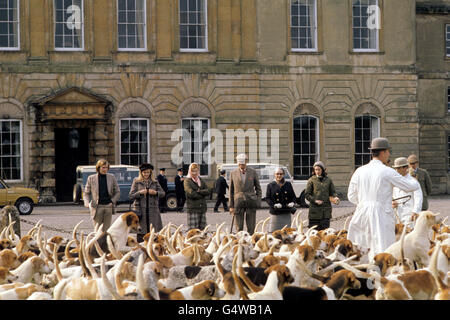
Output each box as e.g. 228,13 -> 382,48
16,195 -> 450,238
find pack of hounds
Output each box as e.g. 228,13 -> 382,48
0,209 -> 448,300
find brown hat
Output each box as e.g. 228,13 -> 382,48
407,154 -> 418,164
368,137 -> 391,151
392,157 -> 409,168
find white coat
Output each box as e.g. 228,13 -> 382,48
347,160 -> 420,260
392,173 -> 423,225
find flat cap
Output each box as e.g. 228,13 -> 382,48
407,154 -> 418,164
236,153 -> 248,164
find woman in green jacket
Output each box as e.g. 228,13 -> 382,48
184,162 -> 213,230
305,161 -> 340,231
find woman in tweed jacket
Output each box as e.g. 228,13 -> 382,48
184,163 -> 212,230
129,163 -> 165,241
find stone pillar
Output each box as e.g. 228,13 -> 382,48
93,122 -> 110,162
40,125 -> 56,203
241,0 -> 257,61
28,0 -> 48,63
156,0 -> 173,60
231,0 -> 241,62
93,0 -> 113,62
217,0 -> 233,61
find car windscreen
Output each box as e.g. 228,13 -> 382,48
248,166 -> 292,180
109,168 -> 139,185
221,165 -> 292,181
81,168 -> 139,185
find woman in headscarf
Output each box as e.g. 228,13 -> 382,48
304,161 -> 340,231
129,163 -> 165,242
265,167 -> 297,232
183,163 -> 212,230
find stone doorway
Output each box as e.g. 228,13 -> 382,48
54,128 -> 89,202
30,87 -> 114,203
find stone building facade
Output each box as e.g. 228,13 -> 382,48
416,0 -> 450,194
0,0 -> 446,202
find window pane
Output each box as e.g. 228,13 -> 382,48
117,0 -> 146,49
181,118 -> 209,176
54,0 -> 83,49
352,0 -> 378,50
355,114 -> 379,169
293,115 -> 318,179
179,0 -> 206,49
0,0 -> 18,48
0,120 -> 21,180
120,118 -> 149,165
290,0 -> 316,50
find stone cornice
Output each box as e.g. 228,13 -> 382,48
416,2 -> 450,14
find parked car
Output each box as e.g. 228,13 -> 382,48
216,163 -> 309,207
0,178 -> 40,215
73,165 -> 177,210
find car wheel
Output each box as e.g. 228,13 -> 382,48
15,198 -> 34,215
165,194 -> 178,211
73,184 -> 82,204
298,191 -> 309,208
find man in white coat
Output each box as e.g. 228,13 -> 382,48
391,157 -> 423,225
347,138 -> 420,261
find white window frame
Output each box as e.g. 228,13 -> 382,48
446,24 -> 450,57
0,0 -> 20,51
119,118 -> 150,165
179,0 -> 208,52
293,115 -> 320,179
0,119 -> 23,182
54,0 -> 84,51
352,0 -> 379,52
290,0 -> 318,52
355,115 -> 380,168
117,0 -> 147,51
181,117 -> 210,177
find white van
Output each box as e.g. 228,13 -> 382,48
216,163 -> 309,207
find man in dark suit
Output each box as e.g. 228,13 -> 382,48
157,168 -> 168,213
214,169 -> 229,213
174,168 -> 186,213
229,154 -> 262,235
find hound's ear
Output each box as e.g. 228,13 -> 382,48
126,213 -> 135,226
389,255 -> 397,267
302,248 -> 309,262
337,244 -> 348,257
207,282 -> 216,296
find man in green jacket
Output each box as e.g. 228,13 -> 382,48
407,154 -> 432,211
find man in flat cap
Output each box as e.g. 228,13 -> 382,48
347,138 -> 420,260
229,154 -> 262,235
157,168 -> 168,213
392,157 -> 423,225
407,154 -> 432,211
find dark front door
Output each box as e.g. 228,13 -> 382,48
55,128 -> 89,202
